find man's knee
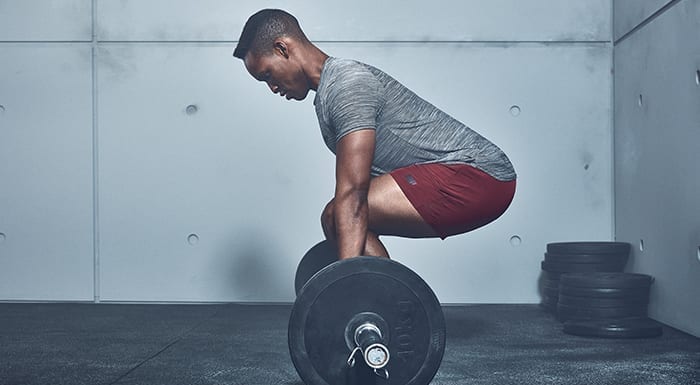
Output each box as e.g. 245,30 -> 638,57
320,198 -> 336,239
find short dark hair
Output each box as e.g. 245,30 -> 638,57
233,9 -> 307,59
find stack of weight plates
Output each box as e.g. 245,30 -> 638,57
559,272 -> 662,338
540,242 -> 630,312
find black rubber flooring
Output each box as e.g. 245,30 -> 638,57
1,303 -> 698,385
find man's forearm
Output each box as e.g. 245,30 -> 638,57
334,190 -> 369,259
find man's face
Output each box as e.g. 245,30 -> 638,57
244,48 -> 310,101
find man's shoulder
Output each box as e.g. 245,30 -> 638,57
318,58 -> 383,103
326,57 -> 364,70
324,57 -> 376,80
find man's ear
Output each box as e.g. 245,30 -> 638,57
273,40 -> 290,59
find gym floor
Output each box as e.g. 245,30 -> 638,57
1,303 -> 698,385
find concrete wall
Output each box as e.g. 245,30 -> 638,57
613,0 -> 700,336
0,1 -> 613,303
0,0 -> 94,301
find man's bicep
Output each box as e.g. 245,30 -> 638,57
335,129 -> 376,192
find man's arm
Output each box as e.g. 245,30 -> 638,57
333,129 -> 376,260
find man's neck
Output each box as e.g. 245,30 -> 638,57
301,44 -> 329,91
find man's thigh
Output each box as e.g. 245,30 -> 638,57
367,173 -> 438,238
370,163 -> 516,239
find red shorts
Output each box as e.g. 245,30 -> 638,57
390,163 -> 516,239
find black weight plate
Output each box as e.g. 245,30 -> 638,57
558,295 -> 648,308
544,252 -> 629,265
559,285 -> 650,299
542,285 -> 559,296
289,257 -> 446,385
542,278 -> 559,290
541,293 -> 559,304
560,273 -> 653,289
541,301 -> 558,314
563,317 -> 663,338
541,261 -> 623,273
543,271 -> 563,281
557,304 -> 647,321
540,301 -> 557,313
540,294 -> 558,311
294,240 -> 337,295
543,287 -> 559,299
547,242 -> 630,255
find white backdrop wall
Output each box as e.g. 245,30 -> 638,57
0,1 -> 613,303
613,0 -> 700,337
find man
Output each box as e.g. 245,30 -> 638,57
233,9 -> 516,260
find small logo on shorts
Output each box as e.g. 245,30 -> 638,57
405,175 -> 417,186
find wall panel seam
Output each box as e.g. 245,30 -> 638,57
91,0 -> 101,304
93,40 -> 612,45
614,0 -> 685,45
610,0 -> 616,241
0,41 -> 91,43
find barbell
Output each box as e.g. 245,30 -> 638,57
289,240 -> 446,385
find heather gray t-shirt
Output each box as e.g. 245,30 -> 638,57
313,57 -> 516,181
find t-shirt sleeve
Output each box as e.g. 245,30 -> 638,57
325,66 -> 383,143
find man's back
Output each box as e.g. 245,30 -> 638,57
314,57 -> 516,180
